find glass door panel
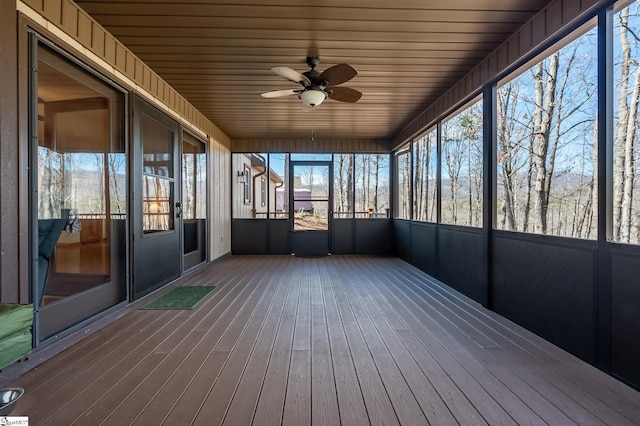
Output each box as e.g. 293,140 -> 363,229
182,132 -> 207,270
33,42 -> 127,342
290,162 -> 332,255
132,97 -> 181,298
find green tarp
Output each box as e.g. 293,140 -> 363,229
0,304 -> 33,369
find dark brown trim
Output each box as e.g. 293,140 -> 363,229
1,3 -> 20,302
231,139 -> 392,154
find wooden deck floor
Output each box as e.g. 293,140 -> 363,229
7,255 -> 640,425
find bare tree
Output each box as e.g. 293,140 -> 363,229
621,67 -> 639,241
346,154 -> 354,213
497,81 -> 524,231
462,111 -> 483,227
442,129 -> 464,224
398,151 -> 411,218
442,104 -> 482,226
531,52 -> 559,234
373,154 -> 381,212
108,153 -> 126,214
614,7 -> 632,241
618,6 -> 640,243
335,154 -> 346,213
413,139 -> 426,220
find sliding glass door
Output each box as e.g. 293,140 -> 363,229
31,40 -> 127,342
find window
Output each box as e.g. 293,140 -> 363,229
496,25 -> 598,238
269,153 -> 288,219
233,153 -> 286,219
334,154 -> 354,218
232,153 -> 255,218
182,132 -> 207,268
243,164 -> 251,204
355,154 -> 390,218
182,133 -> 207,221
413,128 -> 437,222
395,148 -> 411,219
613,2 -> 640,244
441,98 -> 483,227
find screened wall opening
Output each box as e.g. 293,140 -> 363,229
496,25 -> 598,239
232,153 -> 391,255
613,2 -> 640,245
390,1 -> 640,389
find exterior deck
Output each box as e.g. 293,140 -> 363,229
7,255 -> 640,425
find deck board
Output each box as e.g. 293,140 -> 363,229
8,255 -> 640,425
310,260 -> 341,426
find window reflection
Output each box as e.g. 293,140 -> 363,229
142,114 -> 175,233
36,44 -> 126,307
143,176 -> 174,232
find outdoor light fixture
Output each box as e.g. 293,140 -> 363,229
299,89 -> 327,107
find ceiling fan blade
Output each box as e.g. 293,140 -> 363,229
327,87 -> 362,103
318,63 -> 357,87
271,67 -> 311,86
260,89 -> 300,98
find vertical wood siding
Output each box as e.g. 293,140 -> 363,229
19,0 -> 231,150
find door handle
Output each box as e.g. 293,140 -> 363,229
175,201 -> 182,218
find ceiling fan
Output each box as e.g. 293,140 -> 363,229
260,56 -> 362,108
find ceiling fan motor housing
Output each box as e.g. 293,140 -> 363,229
306,56 -> 320,69
261,56 -> 361,105
304,57 -> 328,86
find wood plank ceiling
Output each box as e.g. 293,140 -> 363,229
74,0 -> 552,142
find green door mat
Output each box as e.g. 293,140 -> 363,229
140,286 -> 216,310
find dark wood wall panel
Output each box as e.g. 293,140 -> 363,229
492,234 -> 597,362
611,251 -> 640,386
354,220 -> 392,255
437,227 -> 484,302
393,220 -> 412,261
232,220 -> 268,254
332,220 -> 354,254
392,222 -> 483,301
393,220 -> 640,389
269,220 -> 290,254
231,219 -> 392,255
410,222 -> 437,275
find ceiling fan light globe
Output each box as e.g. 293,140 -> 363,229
300,89 -> 326,107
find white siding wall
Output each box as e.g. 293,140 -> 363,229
231,154 -> 253,219
209,140 -> 231,260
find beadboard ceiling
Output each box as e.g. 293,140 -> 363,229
74,0 -> 552,142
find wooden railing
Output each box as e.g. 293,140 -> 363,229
250,209 -> 390,219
